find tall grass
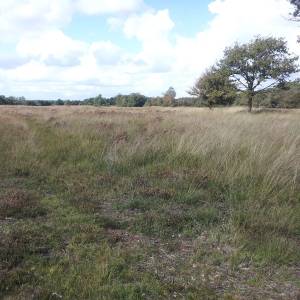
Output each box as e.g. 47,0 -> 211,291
0,106 -> 299,299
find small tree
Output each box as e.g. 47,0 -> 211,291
189,66 -> 237,109
163,87 -> 176,106
219,37 -> 298,112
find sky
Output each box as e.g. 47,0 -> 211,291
0,0 -> 299,100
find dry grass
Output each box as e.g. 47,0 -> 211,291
0,105 -> 299,299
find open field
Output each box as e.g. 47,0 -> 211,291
0,106 -> 299,299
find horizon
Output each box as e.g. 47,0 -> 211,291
0,0 -> 299,100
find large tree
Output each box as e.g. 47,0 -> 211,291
189,67 -> 237,109
290,0 -> 300,19
289,0 -> 300,42
219,37 -> 298,112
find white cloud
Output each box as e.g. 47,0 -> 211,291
0,0 -> 73,41
91,41 -> 123,66
0,0 -> 145,42
123,10 -> 175,72
6,61 -> 52,82
76,0 -> 144,15
16,30 -> 87,67
123,9 -> 174,41
172,0 -> 300,94
0,0 -> 299,99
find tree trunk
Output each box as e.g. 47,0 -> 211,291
247,92 -> 254,113
208,98 -> 214,110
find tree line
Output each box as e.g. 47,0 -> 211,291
1,81 -> 299,109
1,36 -> 299,111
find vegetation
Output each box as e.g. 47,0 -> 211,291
219,37 -> 298,112
0,106 -> 299,299
2,81 -> 299,110
189,37 -> 298,111
83,94 -> 116,106
290,0 -> 300,19
163,87 -> 177,106
0,96 -> 82,106
237,80 -> 300,108
265,80 -> 300,108
188,67 -> 237,109
115,93 -> 148,107
0,11 -> 298,299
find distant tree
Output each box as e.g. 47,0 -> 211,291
92,94 -> 109,106
163,87 -> 176,106
189,66 -> 237,109
219,36 -> 298,112
70,100 -> 81,105
56,99 -> 65,105
264,80 -> 300,108
38,100 -> 53,106
26,100 -> 38,106
107,97 -> 116,106
0,95 -> 6,105
176,97 -> 203,107
60,100 -> 79,105
18,97 -> 26,104
116,93 -> 147,107
128,93 -> 147,107
145,96 -> 164,106
165,87 -> 176,99
82,94 -> 108,106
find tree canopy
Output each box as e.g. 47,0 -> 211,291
219,36 -> 298,112
163,87 -> 176,106
115,93 -> 148,107
188,67 -> 237,109
164,87 -> 176,99
290,0 -> 300,19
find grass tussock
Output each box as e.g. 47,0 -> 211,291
0,189 -> 46,219
0,106 -> 299,299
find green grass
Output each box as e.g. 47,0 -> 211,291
0,106 -> 299,299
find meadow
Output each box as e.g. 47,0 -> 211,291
0,106 -> 299,299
